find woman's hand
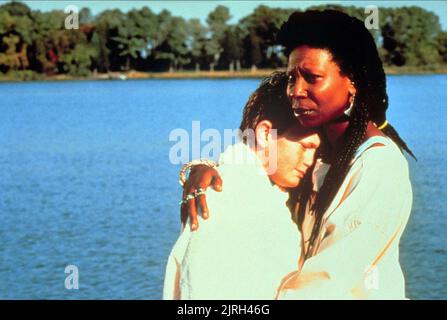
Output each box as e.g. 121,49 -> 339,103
181,165 -> 223,231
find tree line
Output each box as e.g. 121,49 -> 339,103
1,1 -> 446,78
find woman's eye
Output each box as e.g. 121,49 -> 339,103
308,73 -> 323,83
303,73 -> 317,82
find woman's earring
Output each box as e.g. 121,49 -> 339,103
345,81 -> 356,117
344,93 -> 355,117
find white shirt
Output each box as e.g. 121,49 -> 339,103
163,142 -> 301,299
277,136 -> 413,299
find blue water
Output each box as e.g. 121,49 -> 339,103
0,76 -> 446,299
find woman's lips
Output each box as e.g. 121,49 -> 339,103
293,107 -> 317,118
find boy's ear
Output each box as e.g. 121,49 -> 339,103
255,120 -> 273,148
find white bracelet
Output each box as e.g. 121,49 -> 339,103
179,159 -> 219,187
179,188 -> 206,205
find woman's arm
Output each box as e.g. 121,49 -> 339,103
276,211 -> 409,299
180,165 -> 223,230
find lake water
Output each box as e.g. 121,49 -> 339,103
0,76 -> 446,299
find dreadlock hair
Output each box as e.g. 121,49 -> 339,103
277,9 -> 416,259
239,71 -> 299,144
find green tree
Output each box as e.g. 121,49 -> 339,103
207,5 -> 230,43
111,15 -> 145,71
382,7 -> 443,66
79,7 -> 93,24
27,10 -> 64,73
1,2 -> 446,76
240,5 -> 294,68
118,7 -> 158,70
246,30 -> 262,70
206,5 -> 231,71
92,9 -> 128,71
186,18 -> 207,71
28,8 -> 97,75
60,43 -> 97,76
152,11 -> 189,71
0,2 -> 33,72
220,25 -> 243,71
437,31 -> 447,64
0,1 -> 31,17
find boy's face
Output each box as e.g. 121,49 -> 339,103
268,126 -> 320,189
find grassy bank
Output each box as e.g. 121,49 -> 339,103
1,66 -> 447,82
384,65 -> 447,74
0,69 -> 280,82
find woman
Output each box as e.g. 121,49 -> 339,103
180,10 -> 414,299
164,72 -> 319,299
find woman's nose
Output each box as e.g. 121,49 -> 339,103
289,77 -> 308,98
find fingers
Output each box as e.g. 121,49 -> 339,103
180,164 -> 220,229
188,197 -> 199,231
180,182 -> 201,231
211,174 -> 223,192
180,203 -> 188,226
196,194 -> 209,219
180,196 -> 199,230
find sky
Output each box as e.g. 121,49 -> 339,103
4,0 -> 447,30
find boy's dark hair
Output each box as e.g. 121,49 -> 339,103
239,71 -> 298,144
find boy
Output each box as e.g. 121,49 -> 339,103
163,72 -> 320,299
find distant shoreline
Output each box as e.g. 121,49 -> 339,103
1,67 -> 447,82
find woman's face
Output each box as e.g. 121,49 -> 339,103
286,45 -> 354,128
268,126 -> 320,189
